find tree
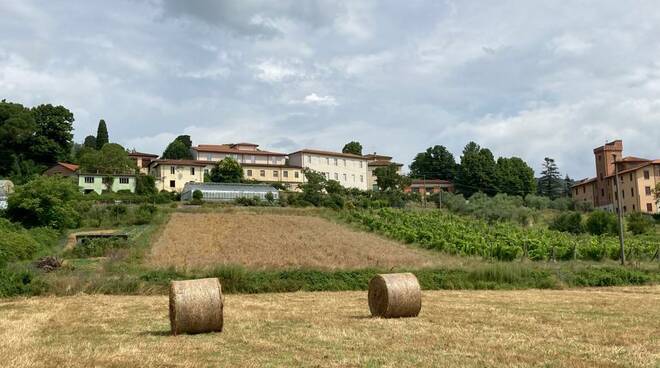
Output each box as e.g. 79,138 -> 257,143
300,169 -> 326,206
374,164 -> 411,191
585,210 -> 618,235
409,145 -> 457,180
342,141 -> 363,156
494,157 -> 536,196
626,212 -> 654,235
7,175 -> 81,229
83,135 -> 97,149
549,212 -> 584,234
162,138 -> 193,160
79,143 -> 136,174
325,180 -> 343,195
95,119 -> 109,149
537,157 -> 562,199
454,142 -> 497,197
209,157 -> 243,183
30,104 -> 74,164
562,175 -> 575,197
135,174 -> 157,195
0,101 -> 38,178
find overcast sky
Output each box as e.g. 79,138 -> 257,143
1,0 -> 659,178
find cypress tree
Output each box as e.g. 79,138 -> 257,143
96,119 -> 109,149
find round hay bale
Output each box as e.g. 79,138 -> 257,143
368,273 -> 421,318
169,278 -> 224,335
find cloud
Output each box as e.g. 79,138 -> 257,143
288,93 -> 338,106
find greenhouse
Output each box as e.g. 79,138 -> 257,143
181,182 -> 279,202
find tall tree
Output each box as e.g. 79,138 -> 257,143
30,104 -> 75,164
374,164 -> 411,191
0,100 -> 36,177
342,141 -> 363,156
83,135 -> 97,149
162,136 -> 193,159
409,145 -> 457,180
537,157 -> 562,199
494,157 -> 536,196
209,157 -> 243,183
455,142 -> 497,197
79,143 -> 136,174
95,119 -> 109,149
562,174 -> 575,197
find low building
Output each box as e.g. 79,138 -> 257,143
181,182 -> 279,202
148,159 -> 208,192
571,140 -> 659,214
78,174 -> 136,194
43,162 -> 79,177
404,179 -> 454,195
0,180 -> 14,209
128,150 -> 159,175
288,149 -> 369,190
364,153 -> 403,191
241,163 -> 304,190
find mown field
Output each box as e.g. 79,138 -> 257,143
1,286 -> 658,368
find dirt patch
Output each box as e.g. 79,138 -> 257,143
147,212 -> 447,270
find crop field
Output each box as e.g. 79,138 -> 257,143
148,212 -> 450,270
1,286 -> 658,368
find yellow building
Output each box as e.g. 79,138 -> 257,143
149,159 -> 208,192
288,149 -> 369,190
608,161 -> 660,214
363,153 -> 403,191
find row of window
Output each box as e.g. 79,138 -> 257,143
321,172 -> 364,183
84,177 -> 130,184
245,169 -> 300,179
306,155 -> 364,168
204,154 -> 282,165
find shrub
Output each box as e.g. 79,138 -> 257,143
0,268 -> 46,297
585,211 -> 618,235
626,212 -> 654,235
192,189 -> 203,201
524,194 -> 551,210
264,192 -> 274,203
549,212 -> 584,234
574,201 -> 594,212
7,175 -> 81,229
70,238 -> 130,258
234,196 -> 261,206
132,204 -> 157,225
135,174 -> 157,195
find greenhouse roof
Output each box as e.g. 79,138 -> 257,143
182,182 -> 278,193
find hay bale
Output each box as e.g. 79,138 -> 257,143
169,278 -> 224,335
368,273 -> 421,318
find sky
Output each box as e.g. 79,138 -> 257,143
1,0 -> 659,179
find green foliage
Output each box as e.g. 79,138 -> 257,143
79,143 -> 136,174
264,191 -> 274,203
537,157 -> 562,199
626,212 -> 654,235
70,237 -> 130,258
135,174 -> 157,195
192,189 -> 203,201
0,218 -> 59,266
300,169 -> 326,206
161,136 -> 193,159
585,211 -> 618,236
409,145 -> 457,180
30,104 -> 75,164
83,135 -> 97,149
0,267 -> 47,297
325,179 -> 343,195
95,119 -> 109,149
209,157 -> 243,183
455,142 -> 497,196
495,156 -> 536,196
549,212 -> 584,234
7,175 -> 81,229
341,141 -> 363,155
234,196 -> 262,206
78,203 -> 159,227
374,164 -> 410,191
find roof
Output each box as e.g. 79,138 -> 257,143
619,156 -> 650,162
367,160 -> 403,167
182,182 -> 278,193
149,159 -> 211,167
364,153 -> 393,160
193,144 -> 286,156
230,142 -> 259,147
606,161 -> 660,178
571,177 -> 597,187
289,149 -> 367,159
57,162 -> 80,172
410,179 -> 453,185
128,151 -> 158,158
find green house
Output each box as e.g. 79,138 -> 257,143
78,174 -> 136,194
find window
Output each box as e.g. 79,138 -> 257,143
574,188 -> 578,195
271,157 -> 277,164
170,166 -> 175,175
283,171 -> 288,178
333,158 -> 338,166
260,170 -> 265,177
326,157 -> 330,165
84,176 -> 94,183
359,161 -> 363,168
352,174 -> 355,182
632,204 -> 635,211
343,173 -> 347,181
294,171 -> 299,178
615,192 -> 618,200
273,171 -> 278,177
307,155 -> 312,164
334,173 -> 338,180
621,190 -> 625,199
631,188 -> 634,196
119,177 -> 129,184
190,167 -> 195,175
619,175 -> 623,183
612,154 -> 616,161
598,155 -> 602,161
648,203 -> 653,212
623,205 -> 627,213
643,170 -> 650,179
169,180 -> 175,188
629,173 -> 633,181
360,175 -> 363,182
601,189 -> 604,197
207,154 -> 212,161
343,159 -> 346,166
247,169 -> 252,177
645,186 -> 652,195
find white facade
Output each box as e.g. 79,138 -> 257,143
289,150 -> 369,190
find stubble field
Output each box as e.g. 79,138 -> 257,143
1,286 -> 658,368
147,212 -> 451,270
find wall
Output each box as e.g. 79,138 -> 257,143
151,164 -> 205,192
609,164 -> 660,214
572,182 -> 595,207
194,151 -> 285,166
290,152 -> 368,190
78,175 -> 136,194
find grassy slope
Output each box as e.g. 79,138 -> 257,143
1,286 -> 658,368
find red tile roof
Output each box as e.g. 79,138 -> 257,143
606,161 -> 659,177
127,151 -> 158,158
193,144 -> 286,156
58,162 -> 79,172
619,156 -> 650,162
289,149 -> 366,159
367,160 -> 403,167
571,177 -> 597,187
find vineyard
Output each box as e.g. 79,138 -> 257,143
340,209 -> 660,261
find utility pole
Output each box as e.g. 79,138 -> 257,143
421,175 -> 426,208
613,162 -> 625,265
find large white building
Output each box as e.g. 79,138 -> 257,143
288,149 -> 369,190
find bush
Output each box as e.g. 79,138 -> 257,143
0,219 -> 59,266
549,212 -> 584,234
586,211 -> 618,235
70,237 -> 130,258
0,267 -> 46,297
574,201 -> 594,212
135,174 -> 157,195
265,192 -> 274,203
626,212 -> 654,235
192,189 -> 203,201
132,204 -> 157,225
234,196 -> 261,206
7,175 -> 81,229
524,195 -> 551,210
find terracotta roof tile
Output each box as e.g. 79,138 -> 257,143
289,149 -> 366,159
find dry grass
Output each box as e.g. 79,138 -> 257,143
0,287 -> 658,368
147,212 -> 452,270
